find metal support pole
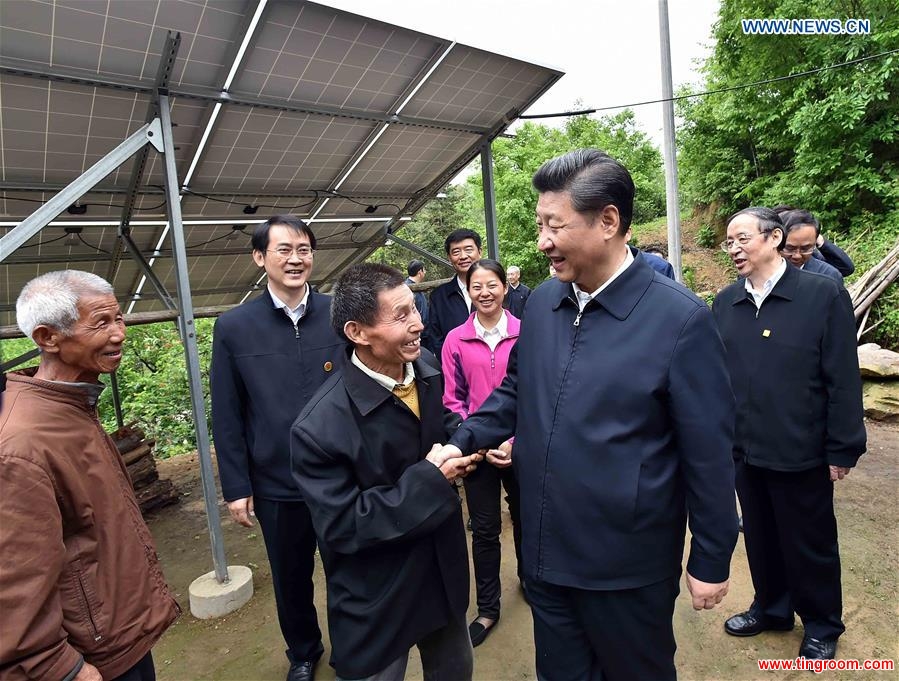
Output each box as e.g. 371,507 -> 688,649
120,232 -> 177,310
158,92 -> 229,583
109,371 -> 125,430
0,120 -> 163,261
658,0 -> 683,282
481,143 -> 500,260
386,231 -> 452,269
0,347 -> 41,372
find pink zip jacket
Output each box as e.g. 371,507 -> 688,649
441,311 -> 521,419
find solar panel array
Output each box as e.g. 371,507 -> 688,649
0,0 -> 561,326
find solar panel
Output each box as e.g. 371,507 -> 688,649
0,0 -> 562,327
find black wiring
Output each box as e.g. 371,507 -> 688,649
519,48 -> 899,119
76,233 -> 110,254
0,194 -> 168,212
186,227 -> 249,249
16,233 -> 69,249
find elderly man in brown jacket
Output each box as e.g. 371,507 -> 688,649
0,270 -> 179,681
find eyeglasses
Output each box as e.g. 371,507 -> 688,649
782,245 -> 816,256
268,246 -> 314,259
720,232 -> 766,252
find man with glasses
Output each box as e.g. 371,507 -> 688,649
778,209 -> 844,285
713,207 -> 865,662
425,229 -> 483,358
211,215 -> 346,681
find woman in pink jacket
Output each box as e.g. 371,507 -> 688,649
441,259 -> 522,648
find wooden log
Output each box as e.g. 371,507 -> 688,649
136,479 -> 179,514
126,454 -> 158,488
121,442 -> 154,466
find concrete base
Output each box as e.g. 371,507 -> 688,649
189,565 -> 254,619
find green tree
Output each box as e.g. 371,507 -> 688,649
677,0 -> 899,231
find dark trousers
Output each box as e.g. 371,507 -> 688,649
527,576 -> 679,681
463,462 -> 522,620
337,618 -> 473,681
736,461 -> 844,641
253,497 -> 324,664
111,652 -> 155,681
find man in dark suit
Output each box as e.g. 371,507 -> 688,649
773,204 -> 855,276
778,209 -> 844,286
210,215 -> 346,681
713,207 -> 866,661
425,228 -> 482,357
503,265 -> 530,318
405,259 -> 429,324
433,150 -> 739,681
290,263 -> 480,681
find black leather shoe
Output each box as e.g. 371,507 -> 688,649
287,660 -> 318,681
724,611 -> 794,637
799,636 -> 837,660
468,617 -> 498,647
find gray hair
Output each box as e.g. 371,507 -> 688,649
507,265 -> 521,275
16,270 -> 115,340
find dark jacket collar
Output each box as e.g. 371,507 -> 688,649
343,349 -> 441,417
551,255 -> 654,321
731,259 -> 798,306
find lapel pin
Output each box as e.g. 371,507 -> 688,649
762,329 -> 771,337
324,361 -> 333,371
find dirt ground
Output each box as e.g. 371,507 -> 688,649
148,422 -> 899,681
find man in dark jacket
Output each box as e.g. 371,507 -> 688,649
713,207 -> 866,661
290,263 -> 480,680
405,259 -> 429,324
773,204 -> 854,276
779,209 -> 844,286
424,228 -> 482,357
503,265 -> 531,317
211,215 -> 345,681
432,150 -> 738,681
1,270 -> 179,681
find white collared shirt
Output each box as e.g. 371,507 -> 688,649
473,311 -> 509,351
351,351 -> 415,392
571,246 -> 634,312
269,284 -> 310,326
744,258 -> 787,309
457,275 -> 472,312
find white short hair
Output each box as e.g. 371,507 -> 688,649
16,270 -> 114,340
507,265 -> 521,274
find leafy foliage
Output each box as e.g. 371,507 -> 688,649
1,320 -> 213,458
677,0 -> 899,232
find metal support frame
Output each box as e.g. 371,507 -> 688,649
107,32 -> 181,287
0,120 -> 163,261
158,92 -> 229,583
0,347 -> 41,372
120,233 -> 177,310
385,232 -> 451,269
481,143 -> 499,261
109,371 -> 125,430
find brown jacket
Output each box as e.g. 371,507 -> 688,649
0,370 -> 180,680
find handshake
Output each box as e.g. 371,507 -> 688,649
425,440 -> 514,483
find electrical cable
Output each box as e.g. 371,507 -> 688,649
519,47 -> 899,119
